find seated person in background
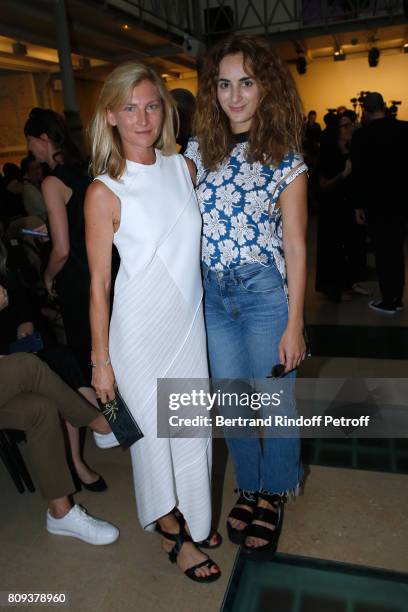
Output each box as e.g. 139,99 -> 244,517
0,164 -> 25,228
2,163 -> 23,197
0,352 -> 119,545
20,155 -> 48,222
0,237 -> 108,491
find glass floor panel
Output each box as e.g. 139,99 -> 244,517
221,553 -> 408,612
302,438 -> 408,474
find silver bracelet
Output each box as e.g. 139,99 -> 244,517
90,356 -> 111,368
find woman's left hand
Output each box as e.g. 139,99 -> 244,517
278,327 -> 307,373
17,321 -> 35,339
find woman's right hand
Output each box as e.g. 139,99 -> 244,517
92,363 -> 116,404
43,273 -> 57,299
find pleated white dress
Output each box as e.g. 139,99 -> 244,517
95,151 -> 212,541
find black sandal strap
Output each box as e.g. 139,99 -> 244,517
184,559 -> 217,580
246,523 -> 277,542
228,506 -> 254,524
258,492 -> 286,507
228,491 -> 258,524
236,493 -> 258,507
252,506 -> 280,526
157,515 -> 221,583
156,522 -> 192,562
197,530 -> 222,549
245,497 -> 284,542
174,512 -> 186,530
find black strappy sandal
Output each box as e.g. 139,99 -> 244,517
174,511 -> 223,549
156,520 -> 221,583
226,491 -> 258,545
242,492 -> 286,561
196,530 -> 223,549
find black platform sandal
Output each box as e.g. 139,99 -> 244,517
242,492 -> 286,561
226,491 -> 258,545
156,521 -> 221,583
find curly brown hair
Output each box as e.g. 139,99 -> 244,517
193,35 -> 304,170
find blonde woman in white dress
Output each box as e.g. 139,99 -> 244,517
85,62 -> 221,583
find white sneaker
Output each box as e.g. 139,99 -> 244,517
47,504 -> 119,545
368,300 -> 396,315
93,430 -> 120,449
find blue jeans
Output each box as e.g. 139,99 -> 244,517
203,261 -> 303,495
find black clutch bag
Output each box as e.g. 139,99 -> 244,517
97,390 -> 143,450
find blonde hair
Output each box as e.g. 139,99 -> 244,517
89,62 -> 177,180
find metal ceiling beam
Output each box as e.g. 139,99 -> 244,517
161,55 -> 196,70
0,1 -> 187,63
0,22 -> 117,64
0,50 -> 57,72
103,0 -> 193,37
0,24 -> 53,50
200,0 -> 405,42
146,44 -> 184,57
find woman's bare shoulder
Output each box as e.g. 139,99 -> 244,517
85,179 -> 118,215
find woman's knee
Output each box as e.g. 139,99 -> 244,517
13,352 -> 44,380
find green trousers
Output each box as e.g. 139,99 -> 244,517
0,353 -> 98,500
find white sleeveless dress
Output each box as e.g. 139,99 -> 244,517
95,151 -> 212,541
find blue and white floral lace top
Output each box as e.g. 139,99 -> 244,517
185,133 -> 307,292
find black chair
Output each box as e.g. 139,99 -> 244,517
0,429 -> 35,494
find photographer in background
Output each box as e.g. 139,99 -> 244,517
351,92 -> 408,314
316,112 -> 368,302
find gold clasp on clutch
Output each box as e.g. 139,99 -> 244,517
102,398 -> 118,422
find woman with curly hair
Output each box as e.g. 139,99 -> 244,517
185,35 -> 308,560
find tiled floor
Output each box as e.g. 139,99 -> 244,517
1,229 -> 407,611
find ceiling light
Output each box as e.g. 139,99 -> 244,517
122,24 -> 130,31
368,47 -> 380,67
403,43 -> 408,54
333,49 -> 346,61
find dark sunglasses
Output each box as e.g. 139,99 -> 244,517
267,363 -> 287,378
